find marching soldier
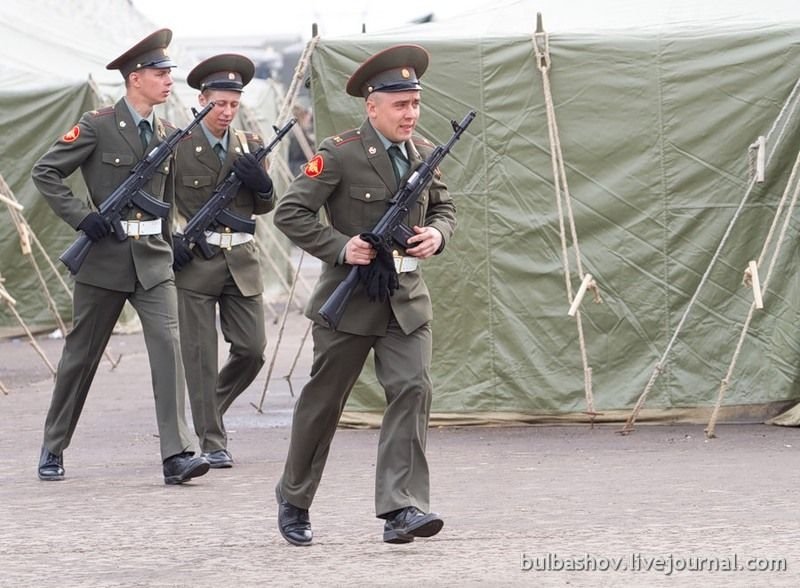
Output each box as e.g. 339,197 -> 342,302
272,44 -> 457,545
32,29 -> 208,485
171,54 -> 274,468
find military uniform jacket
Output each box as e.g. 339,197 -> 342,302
273,119 -> 457,337
172,128 -> 273,297
32,99 -> 175,292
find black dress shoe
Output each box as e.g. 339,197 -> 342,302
202,449 -> 234,469
163,452 -> 210,485
38,447 -> 65,481
275,486 -> 313,546
383,506 -> 444,544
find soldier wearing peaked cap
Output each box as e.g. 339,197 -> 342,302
31,28 -> 209,486
272,44 -> 457,546
171,54 -> 275,470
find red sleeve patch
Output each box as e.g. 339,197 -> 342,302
304,154 -> 324,178
61,125 -> 80,143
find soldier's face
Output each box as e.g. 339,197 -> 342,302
199,90 -> 241,138
367,90 -> 420,143
132,68 -> 173,105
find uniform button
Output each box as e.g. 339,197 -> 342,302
224,227 -> 231,233
136,212 -> 143,219
114,158 -> 120,164
365,193 -> 371,199
193,180 -> 199,186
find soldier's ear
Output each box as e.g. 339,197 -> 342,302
366,97 -> 378,119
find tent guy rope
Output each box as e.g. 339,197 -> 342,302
533,13 -> 602,421
1,174 -> 121,371
252,32 -> 320,411
705,147 -> 800,438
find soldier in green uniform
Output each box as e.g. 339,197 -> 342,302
272,44 -> 457,545
32,29 -> 209,485
171,54 -> 274,468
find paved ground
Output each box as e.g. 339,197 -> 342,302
2,299 -> 799,587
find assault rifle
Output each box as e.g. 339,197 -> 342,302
59,101 -> 215,275
319,110 -> 476,330
174,117 -> 296,260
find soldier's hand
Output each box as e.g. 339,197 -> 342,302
345,234 -> 377,265
405,225 -> 443,259
172,236 -> 194,271
77,212 -> 112,242
233,154 -> 273,195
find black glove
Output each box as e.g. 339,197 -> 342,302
77,212 -> 111,242
171,236 -> 194,271
357,232 -> 399,303
233,154 -> 273,195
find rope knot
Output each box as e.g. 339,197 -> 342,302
587,278 -> 603,305
742,266 -> 753,288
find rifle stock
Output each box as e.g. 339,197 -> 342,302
58,101 -> 215,274
318,109 -> 476,330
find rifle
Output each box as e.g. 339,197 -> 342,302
319,109 -> 476,330
58,101 -> 215,275
174,117 -> 297,260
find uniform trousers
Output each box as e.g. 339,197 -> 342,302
280,317 -> 433,517
177,272 -> 266,452
42,279 -> 193,461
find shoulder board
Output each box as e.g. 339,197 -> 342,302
88,106 -> 114,118
331,129 -> 360,147
242,130 -> 261,142
160,119 -> 177,131
412,135 -> 434,148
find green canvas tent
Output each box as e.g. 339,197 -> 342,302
0,0 -> 294,337
302,1 -> 800,425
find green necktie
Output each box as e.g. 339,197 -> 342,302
138,120 -> 151,150
213,143 -> 226,162
387,145 -> 408,183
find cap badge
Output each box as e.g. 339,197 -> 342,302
401,68 -> 410,79
304,154 -> 324,178
61,125 -> 80,143
228,72 -> 236,80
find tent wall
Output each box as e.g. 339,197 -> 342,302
308,21 -> 800,420
0,83 -> 99,331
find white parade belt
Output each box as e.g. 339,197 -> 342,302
120,219 -> 162,237
204,230 -> 254,249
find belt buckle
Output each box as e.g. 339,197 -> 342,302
393,253 -> 418,273
219,233 -> 233,250
126,220 -> 140,239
